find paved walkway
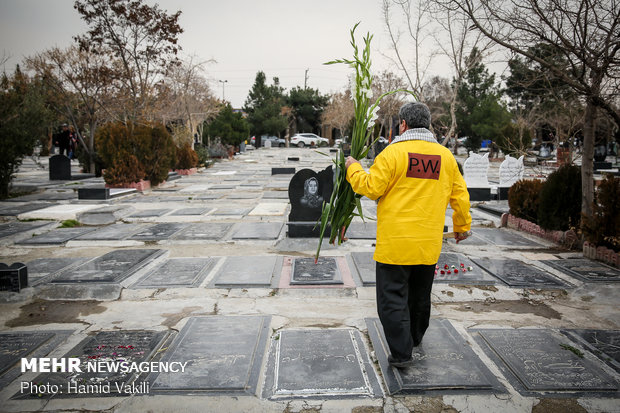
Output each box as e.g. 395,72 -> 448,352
0,147 -> 618,413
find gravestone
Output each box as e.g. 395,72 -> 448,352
74,223 -> 145,241
174,223 -> 232,240
263,329 -> 381,398
17,227 -> 97,245
129,223 -> 187,241
435,252 -> 496,285
291,257 -> 342,285
561,329 -> 620,373
0,203 -> 53,216
0,263 -> 28,292
211,206 -> 251,216
498,155 -> 524,199
26,257 -> 89,285
132,258 -> 214,288
474,329 -> 617,395
463,152 -> 491,201
77,187 -> 136,200
350,252 -> 376,286
212,256 -> 279,288
171,207 -> 210,216
49,155 -> 71,180
366,318 -> 503,395
472,258 -> 569,288
51,249 -> 165,284
0,221 -> 49,239
0,332 -> 55,376
147,316 -> 270,396
272,167 -> 296,175
287,167 -> 333,237
541,259 -> 620,283
472,228 -> 543,247
15,330 -> 167,399
288,157 -> 300,161
345,221 -> 377,239
77,205 -> 135,225
129,209 -> 171,218
231,222 -> 283,240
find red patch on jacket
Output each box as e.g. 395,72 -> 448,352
406,153 -> 441,180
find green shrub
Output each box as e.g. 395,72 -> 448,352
582,174 -> 620,250
175,142 -> 198,170
96,122 -> 176,186
195,144 -> 210,167
103,154 -> 145,185
508,179 -> 544,222
538,165 -> 582,231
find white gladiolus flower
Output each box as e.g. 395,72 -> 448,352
367,106 -> 380,126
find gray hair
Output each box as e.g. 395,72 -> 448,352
399,102 -> 431,129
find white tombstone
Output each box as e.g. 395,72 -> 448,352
463,152 -> 490,187
499,155 -> 524,187
264,140 -> 272,148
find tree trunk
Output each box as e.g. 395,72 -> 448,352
581,99 -> 596,223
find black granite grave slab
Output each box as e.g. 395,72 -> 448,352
51,249 -> 165,283
129,223 -> 187,241
541,259 -> 620,283
477,202 -> 509,217
291,257 -> 342,285
9,191 -> 76,202
231,222 -> 283,240
472,258 -> 571,288
173,223 -> 232,240
561,329 -> 620,374
350,252 -> 376,286
472,228 -> 543,247
367,318 -> 504,395
17,227 -> 98,245
211,207 -> 252,216
0,203 -> 54,216
0,332 -> 55,376
132,258 -> 214,288
435,252 -> 496,285
212,256 -> 279,288
129,209 -> 171,218
74,224 -> 145,241
345,222 -> 377,239
14,330 -> 168,399
0,330 -> 73,391
147,316 -> 270,395
474,328 -> 618,396
26,257 -> 89,285
263,329 -> 381,398
0,221 -> 50,238
272,167 -> 296,175
263,191 -> 289,199
170,207 -> 211,216
209,185 -> 236,190
196,193 -> 223,200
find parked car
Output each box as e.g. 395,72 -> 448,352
290,133 -> 329,148
250,135 -> 285,147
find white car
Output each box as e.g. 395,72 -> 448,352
290,133 -> 329,148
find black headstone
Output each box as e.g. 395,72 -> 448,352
49,155 -> 71,180
77,187 -> 110,200
288,167 -> 333,222
0,263 -> 28,292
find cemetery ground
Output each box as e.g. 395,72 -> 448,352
0,147 -> 618,413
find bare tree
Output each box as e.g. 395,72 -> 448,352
448,0 -> 620,223
27,46 -> 114,172
372,70 -> 408,139
382,0 -> 435,101
74,0 -> 183,121
322,89 -> 355,141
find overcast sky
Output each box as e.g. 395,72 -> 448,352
0,0 -> 459,108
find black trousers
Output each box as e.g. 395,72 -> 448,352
375,261 -> 436,361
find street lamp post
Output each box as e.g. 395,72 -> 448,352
218,80 -> 228,101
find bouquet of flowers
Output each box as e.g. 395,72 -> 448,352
315,23 -> 416,261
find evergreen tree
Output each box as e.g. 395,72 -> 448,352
205,104 -> 250,146
455,48 -> 511,153
0,66 -> 52,198
243,71 -> 287,147
287,86 -> 329,134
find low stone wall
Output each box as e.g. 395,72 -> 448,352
501,213 -> 619,268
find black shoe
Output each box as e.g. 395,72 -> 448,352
388,355 -> 414,369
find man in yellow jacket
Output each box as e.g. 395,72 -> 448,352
345,102 -> 471,368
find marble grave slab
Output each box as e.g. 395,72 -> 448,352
131,258 -> 214,288
291,257 -> 342,285
173,223 -> 232,240
561,329 -> 620,373
17,227 -> 98,245
472,258 -> 570,288
435,252 -> 496,285
74,223 -> 145,241
231,222 -> 283,240
471,228 -> 543,247
129,223 -> 187,241
350,251 -> 376,286
212,256 -> 279,288
541,259 -> 620,283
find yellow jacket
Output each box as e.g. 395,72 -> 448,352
346,139 -> 471,265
